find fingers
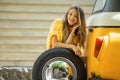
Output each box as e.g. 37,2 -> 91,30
73,23 -> 81,27
71,25 -> 80,34
75,50 -> 82,57
73,25 -> 80,30
71,45 -> 82,57
72,46 -> 82,56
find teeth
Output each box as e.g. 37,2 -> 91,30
70,20 -> 73,22
70,19 -> 74,22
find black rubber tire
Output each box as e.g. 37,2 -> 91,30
32,48 -> 87,80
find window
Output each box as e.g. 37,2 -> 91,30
93,0 -> 106,13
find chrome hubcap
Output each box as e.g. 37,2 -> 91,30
42,57 -> 77,80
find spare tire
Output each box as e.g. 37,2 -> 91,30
32,48 -> 87,80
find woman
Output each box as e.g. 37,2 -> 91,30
47,5 -> 86,57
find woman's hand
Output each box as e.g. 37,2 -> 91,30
71,44 -> 82,57
70,24 -> 80,36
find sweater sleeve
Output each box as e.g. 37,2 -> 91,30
47,18 -> 63,49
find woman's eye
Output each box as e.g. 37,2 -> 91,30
69,13 -> 72,16
75,16 -> 77,18
73,15 -> 78,18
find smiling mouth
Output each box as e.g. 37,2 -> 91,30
69,20 -> 75,24
69,19 -> 74,22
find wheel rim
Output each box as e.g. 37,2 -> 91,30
42,57 -> 77,80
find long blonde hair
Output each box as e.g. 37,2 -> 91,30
63,5 -> 86,48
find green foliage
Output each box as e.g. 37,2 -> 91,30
52,62 -> 67,72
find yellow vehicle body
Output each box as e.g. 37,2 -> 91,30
86,0 -> 120,79
87,28 -> 120,79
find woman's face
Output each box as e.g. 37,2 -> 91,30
67,8 -> 79,26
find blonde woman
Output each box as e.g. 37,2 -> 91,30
47,5 -> 86,57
